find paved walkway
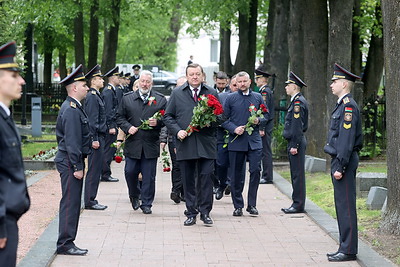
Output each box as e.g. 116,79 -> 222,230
19,160 -> 395,267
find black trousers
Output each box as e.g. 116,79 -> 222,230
261,128 -> 273,181
102,133 -> 117,179
288,136 -> 306,210
229,149 -> 262,209
0,216 -> 18,267
84,135 -> 104,207
124,154 -> 157,208
168,142 -> 183,196
55,153 -> 83,252
179,158 -> 214,217
332,151 -> 359,255
216,142 -> 229,190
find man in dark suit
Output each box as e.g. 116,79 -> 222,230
55,64 -> 91,255
83,64 -> 108,211
116,70 -> 167,214
0,41 -> 30,267
164,63 -> 223,226
128,64 -> 141,91
222,71 -> 267,217
101,66 -> 120,182
255,68 -> 275,184
324,63 -> 362,262
281,72 -> 309,214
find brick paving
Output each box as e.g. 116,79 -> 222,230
49,161 -> 360,267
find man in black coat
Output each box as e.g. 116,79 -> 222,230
128,64 -> 141,91
101,66 -> 120,182
0,41 -> 30,267
55,65 -> 91,256
324,63 -> 362,262
116,70 -> 167,214
164,63 -> 223,226
281,71 -> 309,214
83,64 -> 108,210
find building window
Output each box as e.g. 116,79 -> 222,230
210,39 -> 218,62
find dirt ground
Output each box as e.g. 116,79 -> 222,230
16,169 -> 399,265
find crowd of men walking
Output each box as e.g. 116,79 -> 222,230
0,39 -> 362,266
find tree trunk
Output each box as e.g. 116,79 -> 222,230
74,0 -> 85,70
88,0 -> 99,69
263,0 -> 275,72
233,0 -> 258,80
380,0 -> 400,236
43,29 -> 53,86
362,3 -> 384,102
101,0 -> 121,73
263,0 -> 289,102
219,24 -> 233,75
351,0 -> 362,78
303,0 -> 328,158
59,49 -> 67,81
288,0 -> 305,78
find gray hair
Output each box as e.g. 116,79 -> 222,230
236,71 -> 250,79
140,70 -> 153,81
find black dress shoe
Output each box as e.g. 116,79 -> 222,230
246,206 -> 259,215
129,197 -> 140,210
281,206 -> 304,214
233,208 -> 243,216
224,185 -> 231,195
215,189 -> 224,200
184,217 -> 196,226
328,252 -> 357,262
85,203 -> 107,210
213,186 -> 218,194
200,214 -> 213,225
101,176 -> 119,182
141,206 -> 152,214
170,191 -> 181,204
58,246 -> 88,256
326,251 -> 339,257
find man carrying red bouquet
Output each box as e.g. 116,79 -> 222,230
221,71 -> 268,217
116,70 -> 167,214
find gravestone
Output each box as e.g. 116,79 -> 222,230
305,155 -> 326,173
366,186 -> 387,210
356,172 -> 387,197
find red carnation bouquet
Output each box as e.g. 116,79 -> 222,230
185,94 -> 224,136
111,134 -> 132,163
231,103 -> 268,143
160,148 -> 171,172
138,109 -> 165,130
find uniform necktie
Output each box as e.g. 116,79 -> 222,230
193,88 -> 198,102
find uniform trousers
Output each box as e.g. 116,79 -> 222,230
332,151 -> 359,255
84,135 -> 105,207
179,158 -> 214,217
229,148 -> 262,209
0,216 -> 18,267
261,126 -> 273,182
102,132 -> 117,179
216,143 -> 229,190
55,152 -> 84,252
124,153 -> 157,208
288,136 -> 306,210
168,142 -> 183,196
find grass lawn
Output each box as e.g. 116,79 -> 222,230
22,135 -> 57,159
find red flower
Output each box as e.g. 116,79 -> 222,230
260,104 -> 268,113
160,109 -> 165,116
115,156 -> 123,163
163,167 -> 171,172
249,104 -> 256,112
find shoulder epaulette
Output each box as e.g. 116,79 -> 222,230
295,95 -> 300,100
91,90 -> 97,95
70,101 -> 77,108
107,85 -> 112,89
343,97 -> 350,104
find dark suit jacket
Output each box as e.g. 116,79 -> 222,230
0,107 -> 30,237
164,82 -> 223,161
116,90 -> 167,159
101,84 -> 118,130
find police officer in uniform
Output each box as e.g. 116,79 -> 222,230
281,71 -> 309,214
324,63 -> 362,262
55,64 -> 91,255
128,64 -> 141,91
83,65 -> 108,210
101,66 -> 120,182
255,68 -> 275,184
0,41 -> 30,267
124,73 -> 131,93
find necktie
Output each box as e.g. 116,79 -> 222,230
142,93 -> 148,101
193,88 -> 198,102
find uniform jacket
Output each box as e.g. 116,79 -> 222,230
84,88 -> 107,141
163,82 -> 223,160
115,85 -> 124,104
282,93 -> 308,149
101,83 -> 118,130
116,90 -> 167,159
324,93 -> 362,173
0,108 -> 30,237
222,90 -> 268,152
55,96 -> 91,172
259,84 -> 274,132
216,91 -> 231,144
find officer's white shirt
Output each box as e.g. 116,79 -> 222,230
0,101 -> 10,116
